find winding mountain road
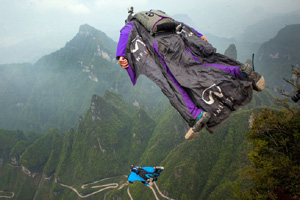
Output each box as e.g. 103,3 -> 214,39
154,182 -> 174,200
57,175 -> 174,199
57,176 -> 123,198
0,191 -> 14,199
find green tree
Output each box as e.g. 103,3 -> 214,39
244,67 -> 300,199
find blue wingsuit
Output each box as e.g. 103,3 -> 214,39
127,166 -> 163,186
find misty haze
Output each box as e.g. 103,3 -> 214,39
0,0 -> 300,199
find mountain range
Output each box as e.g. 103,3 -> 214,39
0,24 -> 165,133
0,21 -> 299,199
0,90 -> 273,199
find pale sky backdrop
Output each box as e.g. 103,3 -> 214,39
0,0 -> 299,63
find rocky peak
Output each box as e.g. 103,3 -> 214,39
78,24 -> 99,37
224,44 -> 237,60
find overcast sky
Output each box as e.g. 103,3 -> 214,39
1,0 -> 299,50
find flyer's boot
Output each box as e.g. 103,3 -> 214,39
239,63 -> 265,91
185,112 -> 211,140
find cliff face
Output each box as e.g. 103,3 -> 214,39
255,23 -> 300,90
